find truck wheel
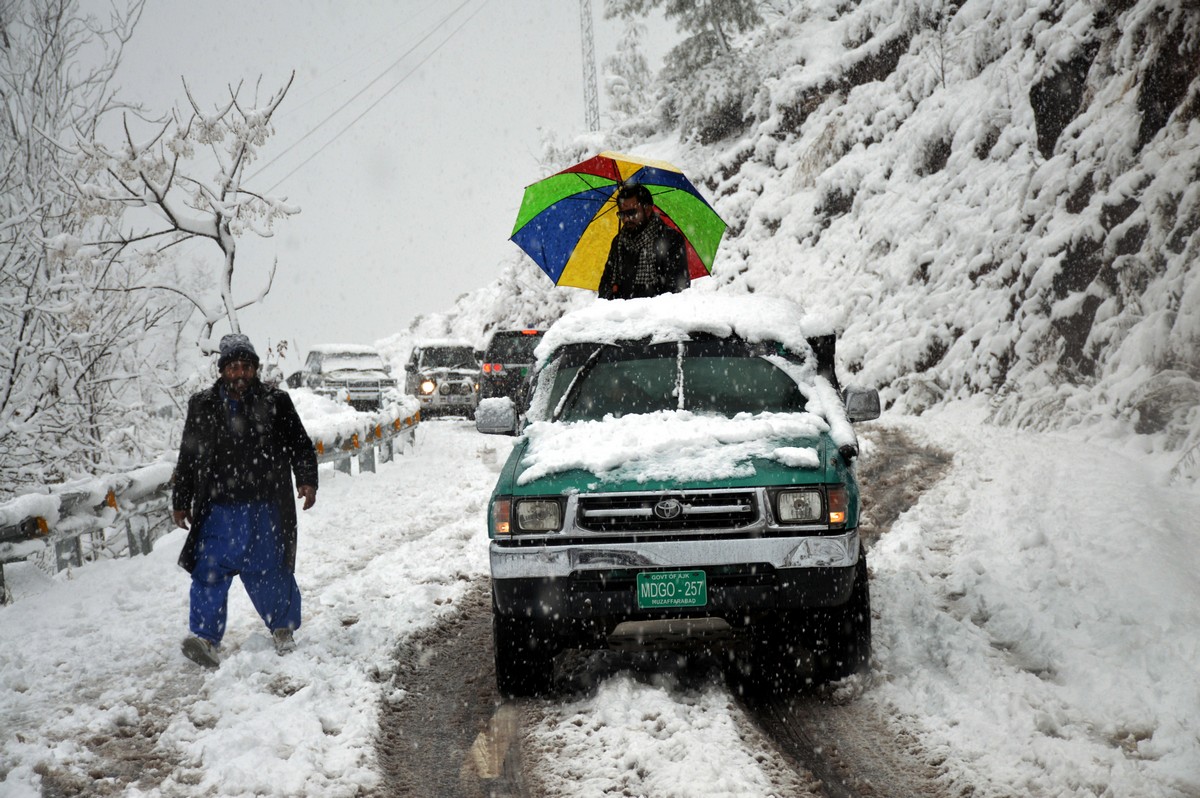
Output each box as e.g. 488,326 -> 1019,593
492,613 -> 555,698
812,547 -> 872,682
732,612 -> 809,697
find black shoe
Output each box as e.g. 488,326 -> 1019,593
273,628 -> 296,655
182,636 -> 220,668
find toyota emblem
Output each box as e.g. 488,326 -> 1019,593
653,498 -> 683,520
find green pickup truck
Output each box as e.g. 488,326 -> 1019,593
475,293 -> 880,697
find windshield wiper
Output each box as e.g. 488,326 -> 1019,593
551,345 -> 610,422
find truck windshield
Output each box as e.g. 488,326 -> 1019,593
486,332 -> 543,362
422,347 -> 477,369
545,338 -> 808,422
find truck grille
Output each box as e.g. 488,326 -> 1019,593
576,492 -> 758,533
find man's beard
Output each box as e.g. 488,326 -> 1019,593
224,376 -> 252,397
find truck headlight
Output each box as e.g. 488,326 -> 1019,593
776,489 -> 822,523
515,499 -> 562,532
419,378 -> 436,395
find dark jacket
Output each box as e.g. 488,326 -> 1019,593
598,216 -> 690,300
173,379 -> 317,574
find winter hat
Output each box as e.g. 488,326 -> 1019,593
217,333 -> 260,370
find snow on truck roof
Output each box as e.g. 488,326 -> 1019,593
412,338 -> 474,349
535,293 -> 833,365
308,344 -> 382,355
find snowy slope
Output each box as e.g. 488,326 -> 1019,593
421,0 -> 1200,477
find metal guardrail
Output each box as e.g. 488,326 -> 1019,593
0,406 -> 421,604
313,410 -> 420,474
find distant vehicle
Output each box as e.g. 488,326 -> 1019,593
475,294 -> 881,698
404,340 -> 480,418
287,344 -> 396,412
479,328 -> 545,406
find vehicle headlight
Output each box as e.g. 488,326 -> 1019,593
776,489 -> 822,523
515,499 -> 562,532
419,378 -> 436,395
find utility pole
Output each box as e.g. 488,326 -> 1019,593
579,0 -> 600,131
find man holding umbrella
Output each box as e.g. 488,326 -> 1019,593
597,184 -> 689,300
511,151 -> 725,294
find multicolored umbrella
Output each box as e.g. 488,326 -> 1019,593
510,151 -> 726,291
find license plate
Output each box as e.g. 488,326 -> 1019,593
636,570 -> 707,609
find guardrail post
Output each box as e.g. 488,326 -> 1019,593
335,455 -> 352,475
56,536 -> 83,571
360,446 -> 376,474
126,517 -> 154,557
0,565 -> 8,605
379,438 -> 394,464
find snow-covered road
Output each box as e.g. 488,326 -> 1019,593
1,407 -> 1198,797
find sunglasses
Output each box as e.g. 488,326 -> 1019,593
617,208 -> 642,219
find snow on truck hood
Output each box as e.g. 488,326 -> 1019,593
516,410 -> 831,487
534,293 -> 834,367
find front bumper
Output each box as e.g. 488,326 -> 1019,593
418,392 -> 478,413
314,384 -> 390,409
480,372 -> 527,400
490,530 -> 861,636
491,529 -> 859,579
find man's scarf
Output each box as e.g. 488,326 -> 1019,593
626,214 -> 664,290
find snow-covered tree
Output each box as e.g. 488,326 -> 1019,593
0,0 -> 194,499
603,20 -> 663,144
605,0 -> 766,142
605,0 -> 762,53
605,21 -> 653,120
72,74 -> 299,348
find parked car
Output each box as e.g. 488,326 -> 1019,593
404,340 -> 480,418
287,344 -> 396,412
479,328 -> 545,407
475,294 -> 880,697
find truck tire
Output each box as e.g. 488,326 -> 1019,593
733,611 -> 811,697
812,547 -> 872,681
492,612 -> 556,698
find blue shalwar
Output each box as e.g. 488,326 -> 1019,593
189,501 -> 301,645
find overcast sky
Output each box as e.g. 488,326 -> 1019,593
111,0 -> 675,365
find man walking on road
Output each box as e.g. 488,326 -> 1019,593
598,184 -> 690,300
172,333 -> 318,668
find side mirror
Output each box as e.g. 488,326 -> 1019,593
475,396 -> 519,436
844,387 -> 881,423
285,371 -> 303,389
515,376 -> 537,413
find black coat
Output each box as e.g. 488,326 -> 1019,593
172,379 -> 318,574
597,216 -> 690,300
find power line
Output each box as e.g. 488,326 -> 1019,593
276,0 -> 445,121
249,0 -> 484,187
